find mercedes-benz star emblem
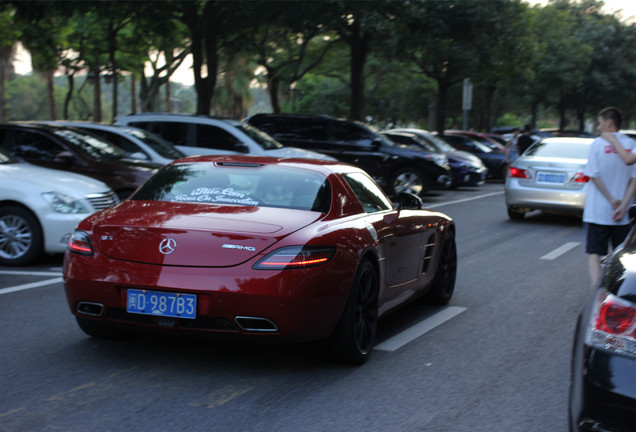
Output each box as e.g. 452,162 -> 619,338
159,238 -> 177,255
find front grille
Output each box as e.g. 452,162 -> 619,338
86,190 -> 119,210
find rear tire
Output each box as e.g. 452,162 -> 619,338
507,206 -> 525,220
426,231 -> 457,305
0,205 -> 43,266
323,260 -> 379,364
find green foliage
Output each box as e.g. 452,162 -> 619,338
4,0 -> 636,132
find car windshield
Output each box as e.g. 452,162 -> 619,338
54,129 -> 129,160
236,123 -> 283,150
524,140 -> 590,159
423,134 -> 456,152
132,162 -> 331,212
126,128 -> 186,159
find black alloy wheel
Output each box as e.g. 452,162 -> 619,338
326,259 -> 379,364
427,231 -> 457,305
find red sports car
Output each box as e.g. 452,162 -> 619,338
63,155 -> 457,363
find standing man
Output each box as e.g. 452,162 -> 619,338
584,107 -> 636,287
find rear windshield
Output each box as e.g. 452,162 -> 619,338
132,162 -> 331,212
524,140 -> 591,159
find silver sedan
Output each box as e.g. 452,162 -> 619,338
505,137 -> 592,219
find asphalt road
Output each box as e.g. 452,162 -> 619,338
0,182 -> 589,432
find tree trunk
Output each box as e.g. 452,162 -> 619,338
348,21 -> 368,121
0,64 -> 6,122
46,70 -> 56,120
435,81 -> 447,134
165,79 -> 171,112
93,68 -> 102,122
130,74 -> 137,114
63,73 -> 74,120
268,76 -> 280,113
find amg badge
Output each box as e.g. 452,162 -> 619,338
222,244 -> 256,252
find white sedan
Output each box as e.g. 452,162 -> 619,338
0,149 -> 119,266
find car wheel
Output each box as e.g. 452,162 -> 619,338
391,167 -> 429,197
426,231 -> 457,305
76,317 -> 131,340
325,259 -> 379,364
0,205 -> 43,266
507,206 -> 525,220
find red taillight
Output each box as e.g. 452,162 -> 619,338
586,290 -> 636,357
508,167 -> 531,179
571,172 -> 590,183
253,246 -> 335,270
596,296 -> 636,335
68,230 -> 94,256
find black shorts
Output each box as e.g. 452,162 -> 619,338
585,223 -> 631,255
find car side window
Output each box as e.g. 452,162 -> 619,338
89,130 -> 142,156
343,172 -> 393,213
332,122 -> 376,146
131,121 -> 189,147
12,130 -> 67,161
193,124 -> 243,151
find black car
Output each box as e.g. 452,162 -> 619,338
0,123 -> 160,199
569,211 -> 636,431
244,113 -> 453,197
382,130 -> 487,188
437,133 -> 508,180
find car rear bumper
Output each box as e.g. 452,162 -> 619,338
571,347 -> 636,431
63,255 -> 351,342
505,178 -> 586,215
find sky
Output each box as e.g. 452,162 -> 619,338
12,0 -> 636,85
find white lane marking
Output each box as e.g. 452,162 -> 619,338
0,277 -> 64,295
0,270 -> 62,276
374,306 -> 467,352
425,191 -> 504,209
540,241 -> 581,260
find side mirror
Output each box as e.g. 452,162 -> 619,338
371,138 -> 383,149
235,143 -> 250,154
397,192 -> 423,210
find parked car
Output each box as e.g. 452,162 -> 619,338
244,113 -> 453,197
63,155 -> 457,364
505,137 -> 592,220
437,133 -> 509,180
114,112 -> 334,161
569,211 -> 636,431
445,129 -> 506,151
0,123 -> 159,200
0,147 -> 118,266
382,129 -> 487,188
47,121 -> 186,166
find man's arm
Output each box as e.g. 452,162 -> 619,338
602,132 -> 636,165
591,177 -> 621,209
613,177 -> 636,221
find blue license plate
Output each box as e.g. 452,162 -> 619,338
536,172 -> 566,184
127,289 -> 196,319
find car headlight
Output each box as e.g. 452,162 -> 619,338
41,192 -> 91,214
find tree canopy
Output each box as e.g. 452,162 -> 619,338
2,0 -> 636,132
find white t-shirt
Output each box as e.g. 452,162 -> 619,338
583,133 -> 636,225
